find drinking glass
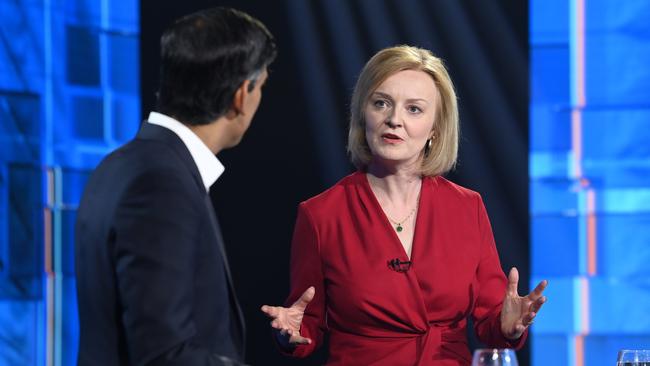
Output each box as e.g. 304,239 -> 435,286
617,350 -> 650,366
472,348 -> 518,366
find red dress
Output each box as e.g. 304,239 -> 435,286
283,172 -> 526,365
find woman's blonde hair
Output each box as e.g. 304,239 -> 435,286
347,45 -> 459,176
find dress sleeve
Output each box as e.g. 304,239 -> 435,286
472,195 -> 527,349
278,202 -> 327,358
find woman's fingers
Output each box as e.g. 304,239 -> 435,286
529,295 -> 547,313
261,305 -> 281,318
523,311 -> 536,325
529,280 -> 548,301
290,334 -> 312,345
507,268 -> 519,297
293,286 -> 315,311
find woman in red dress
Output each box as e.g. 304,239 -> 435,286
262,45 -> 547,365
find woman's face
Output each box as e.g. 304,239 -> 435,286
364,69 -> 438,167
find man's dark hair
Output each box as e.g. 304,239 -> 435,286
156,7 -> 277,125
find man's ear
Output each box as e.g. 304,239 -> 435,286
230,80 -> 252,117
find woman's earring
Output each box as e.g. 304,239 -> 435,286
426,138 -> 433,151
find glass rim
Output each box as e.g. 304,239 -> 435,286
618,349 -> 650,353
474,348 -> 516,351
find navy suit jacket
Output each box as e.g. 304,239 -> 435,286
75,122 -> 245,365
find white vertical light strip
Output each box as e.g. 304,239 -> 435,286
567,334 -> 576,366
36,301 -> 45,366
43,0 -> 53,167
53,167 -> 63,366
45,168 -> 54,366
43,0 -> 55,361
577,190 -> 587,275
101,0 -> 113,146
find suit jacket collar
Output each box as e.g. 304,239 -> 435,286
136,122 -> 205,194
146,112 -> 224,191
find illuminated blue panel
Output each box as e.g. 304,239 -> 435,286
589,278 -> 650,334
531,180 -> 579,215
581,109 -> 650,187
530,105 -> 571,152
532,0 -> 650,365
529,151 -> 571,179
532,216 -> 580,277
0,301 -> 43,365
585,336 -> 650,365
532,335 -> 569,366
0,0 -> 139,364
530,46 -> 570,105
529,277 -> 576,333
584,2 -> 650,106
62,277 -> 79,366
597,214 -> 650,278
530,0 -> 569,45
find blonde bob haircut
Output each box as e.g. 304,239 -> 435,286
347,45 -> 459,177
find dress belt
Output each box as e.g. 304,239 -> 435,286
416,326 -> 466,365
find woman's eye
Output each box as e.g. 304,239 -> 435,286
373,99 -> 388,108
408,105 -> 422,114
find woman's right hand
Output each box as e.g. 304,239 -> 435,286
261,286 -> 315,346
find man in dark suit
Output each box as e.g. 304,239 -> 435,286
75,7 -> 276,365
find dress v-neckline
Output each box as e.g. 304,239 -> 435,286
360,172 -> 426,261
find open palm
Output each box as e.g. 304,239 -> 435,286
261,286 -> 315,345
500,267 -> 548,340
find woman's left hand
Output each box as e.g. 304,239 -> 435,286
500,267 -> 548,340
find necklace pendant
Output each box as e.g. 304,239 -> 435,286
396,224 -> 403,232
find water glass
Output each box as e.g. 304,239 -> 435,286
472,348 -> 518,366
617,350 -> 650,366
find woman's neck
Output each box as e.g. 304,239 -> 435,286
366,160 -> 422,205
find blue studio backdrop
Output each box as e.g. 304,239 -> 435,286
1,0 -> 650,365
0,0 -> 139,364
531,0 -> 650,365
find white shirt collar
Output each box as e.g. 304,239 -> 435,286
147,112 -> 224,191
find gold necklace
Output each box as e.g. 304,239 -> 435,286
387,207 -> 417,232
386,189 -> 421,233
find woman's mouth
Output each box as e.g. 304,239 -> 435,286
381,133 -> 403,144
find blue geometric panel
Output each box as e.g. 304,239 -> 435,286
112,97 -> 140,142
7,164 -> 43,279
529,151 -> 572,179
108,34 -> 139,94
585,35 -> 650,106
531,335 -> 570,366
530,105 -> 571,152
531,216 -> 580,277
0,93 -> 41,164
584,336 -> 650,365
584,1 -> 650,107
589,278 -> 650,334
530,46 -> 571,105
530,0 -> 569,45
529,277 -> 576,334
70,95 -> 104,140
62,277 -> 79,366
61,210 -> 76,276
64,0 -> 102,28
598,189 -> 650,214
0,0 -> 139,363
0,300 -> 43,365
531,179 -> 579,215
582,109 -> 650,161
531,0 -> 650,365
597,214 -> 650,279
65,25 -> 100,87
